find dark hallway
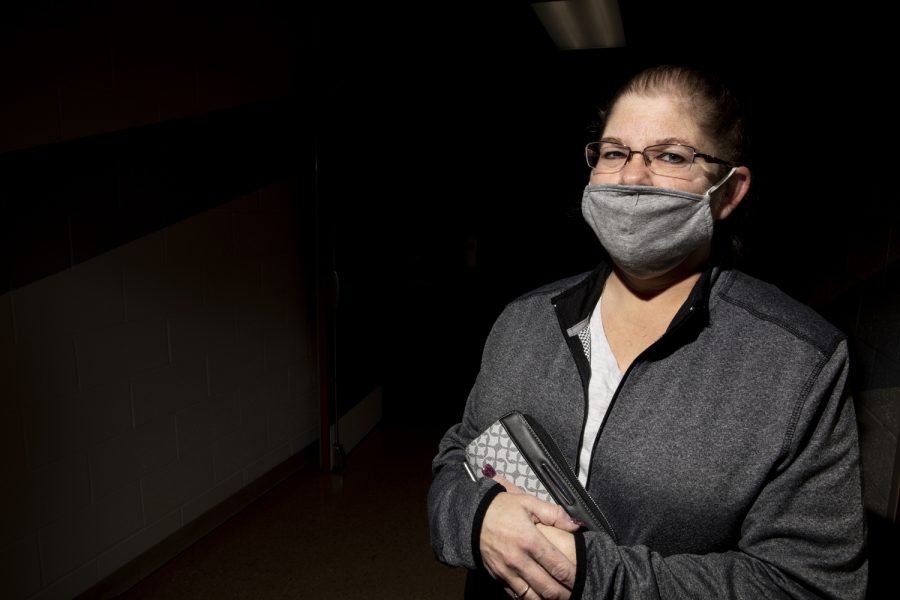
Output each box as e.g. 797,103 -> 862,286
105,420 -> 466,599
2,2 -> 898,600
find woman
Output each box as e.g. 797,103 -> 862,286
426,64 -> 868,599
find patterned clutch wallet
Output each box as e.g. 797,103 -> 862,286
464,410 -> 614,537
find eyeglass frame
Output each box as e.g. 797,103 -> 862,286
584,140 -> 735,175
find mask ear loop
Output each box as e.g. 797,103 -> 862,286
705,167 -> 737,197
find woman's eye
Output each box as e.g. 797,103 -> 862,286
601,150 -> 626,160
656,151 -> 688,165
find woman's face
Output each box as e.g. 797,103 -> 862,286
590,93 -> 722,194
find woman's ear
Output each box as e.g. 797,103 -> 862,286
712,166 -> 751,220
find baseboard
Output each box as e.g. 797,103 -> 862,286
76,442 -> 318,599
330,385 -> 383,458
77,387 -> 383,598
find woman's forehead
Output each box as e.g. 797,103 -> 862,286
604,93 -> 708,148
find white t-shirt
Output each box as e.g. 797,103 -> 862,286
578,296 -> 622,485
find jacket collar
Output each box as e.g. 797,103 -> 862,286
551,259 -> 720,338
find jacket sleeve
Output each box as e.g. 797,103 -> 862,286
572,340 -> 868,599
427,311 -> 511,570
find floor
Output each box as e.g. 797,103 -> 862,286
113,419 -> 467,599
103,407 -> 898,600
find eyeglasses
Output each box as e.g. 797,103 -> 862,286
585,141 -> 735,180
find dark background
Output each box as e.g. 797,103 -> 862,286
1,3 -> 896,597
2,1 -> 890,426
311,2 -> 891,428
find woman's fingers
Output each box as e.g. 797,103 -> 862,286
486,469 -> 581,533
536,524 -> 577,572
481,492 -> 576,599
521,494 -> 582,533
491,473 -> 524,494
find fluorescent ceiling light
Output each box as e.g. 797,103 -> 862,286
531,0 -> 626,49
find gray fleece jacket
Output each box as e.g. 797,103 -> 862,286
427,262 -> 867,599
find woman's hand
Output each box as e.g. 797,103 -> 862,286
536,524 -> 576,565
481,475 -> 581,599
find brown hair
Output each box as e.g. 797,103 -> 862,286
601,64 -> 746,164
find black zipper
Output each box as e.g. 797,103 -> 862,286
518,413 -> 619,543
583,303 -> 701,484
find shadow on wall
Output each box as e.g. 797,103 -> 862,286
822,259 -> 900,600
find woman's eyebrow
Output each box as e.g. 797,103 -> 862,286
655,137 -> 694,146
599,137 -> 696,147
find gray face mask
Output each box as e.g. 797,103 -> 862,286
581,169 -> 735,279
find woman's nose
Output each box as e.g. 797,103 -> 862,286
619,152 -> 653,185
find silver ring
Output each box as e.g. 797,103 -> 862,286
513,583 -> 530,599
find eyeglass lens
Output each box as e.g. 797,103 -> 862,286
586,142 -> 698,179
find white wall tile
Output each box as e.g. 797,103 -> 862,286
207,339 -> 264,398
89,416 -> 177,500
234,302 -> 268,351
237,378 -> 271,416
2,400 -> 30,481
30,561 -> 97,600
0,293 -> 14,403
165,210 -> 235,268
181,472 -> 243,525
32,453 -> 91,528
224,191 -> 261,213
87,441 -> 135,507
177,393 -> 241,457
0,469 -> 38,548
267,404 -> 305,449
12,263 -> 100,339
290,356 -> 318,402
240,288 -> 288,340
167,307 -> 227,364
141,448 -> 214,523
14,335 -> 79,405
124,262 -> 178,323
242,442 -> 291,485
41,483 -> 144,584
261,253 -> 301,296
239,366 -> 290,418
39,509 -> 98,583
161,263 -> 206,315
120,231 -> 166,269
75,318 -> 168,389
213,415 -> 268,482
132,360 -> 207,426
67,253 -> 127,333
0,535 -> 42,600
0,292 -> 13,344
24,391 -> 82,469
81,380 -> 133,446
233,210 -> 296,260
198,302 -> 236,352
0,188 -> 318,599
13,270 -> 74,339
266,366 -> 292,412
264,325 -> 293,372
287,293 -> 314,357
94,482 -> 144,550
123,232 -> 197,322
0,402 -> 33,554
204,259 -> 261,309
24,381 -> 131,468
14,255 -> 127,340
96,511 -> 181,581
291,424 -> 319,456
